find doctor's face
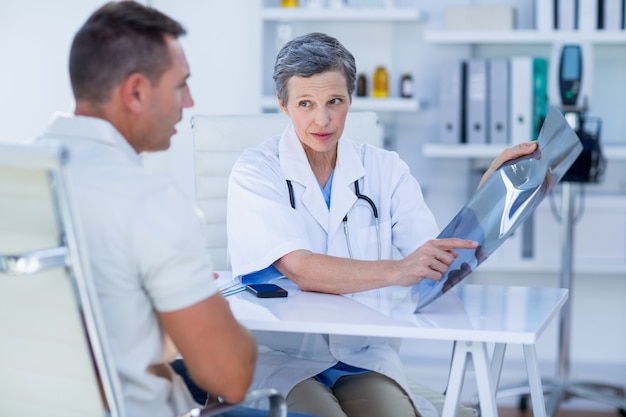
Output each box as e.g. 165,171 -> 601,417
278,70 -> 351,156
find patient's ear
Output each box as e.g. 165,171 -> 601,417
121,73 -> 151,114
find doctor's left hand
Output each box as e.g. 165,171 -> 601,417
477,141 -> 538,189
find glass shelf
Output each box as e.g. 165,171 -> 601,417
422,143 -> 626,161
262,7 -> 423,22
424,29 -> 626,44
261,95 -> 423,112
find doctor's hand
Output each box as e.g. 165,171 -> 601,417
477,141 -> 538,189
394,238 -> 478,286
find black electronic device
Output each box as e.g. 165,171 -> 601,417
559,44 -> 583,107
561,114 -> 606,183
246,283 -> 288,298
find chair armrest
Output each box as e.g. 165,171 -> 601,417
0,247 -> 67,274
178,388 -> 287,417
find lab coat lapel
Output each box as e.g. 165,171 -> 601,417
279,125 -> 330,232
330,139 -> 365,235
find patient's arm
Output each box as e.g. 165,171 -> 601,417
158,293 -> 257,404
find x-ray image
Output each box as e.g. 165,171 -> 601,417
413,106 -> 583,312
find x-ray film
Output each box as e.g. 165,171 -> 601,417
413,106 -> 583,312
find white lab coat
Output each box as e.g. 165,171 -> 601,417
227,123 -> 441,416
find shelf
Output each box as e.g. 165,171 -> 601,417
421,143 -> 505,159
478,258 -> 626,275
261,7 -> 423,22
424,29 -> 626,45
605,145 -> 626,160
422,143 -> 626,161
261,95 -> 422,112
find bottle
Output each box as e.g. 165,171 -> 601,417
372,66 -> 389,98
400,73 -> 413,98
356,73 -> 367,97
281,0 -> 298,7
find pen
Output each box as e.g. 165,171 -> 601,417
221,285 -> 247,297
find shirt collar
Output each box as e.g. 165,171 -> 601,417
41,112 -> 141,164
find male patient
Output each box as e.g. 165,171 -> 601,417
36,2 -> 310,416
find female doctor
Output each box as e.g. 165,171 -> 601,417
227,32 -> 537,417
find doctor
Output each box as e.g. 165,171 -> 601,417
227,32 -> 537,417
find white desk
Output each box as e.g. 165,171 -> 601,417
219,274 -> 567,417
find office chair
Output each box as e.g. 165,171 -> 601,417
0,142 -> 287,417
191,111 -> 383,271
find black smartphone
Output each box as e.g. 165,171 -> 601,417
245,283 -> 288,298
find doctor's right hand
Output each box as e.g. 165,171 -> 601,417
393,238 -> 478,286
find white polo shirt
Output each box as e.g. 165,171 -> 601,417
38,113 -> 218,417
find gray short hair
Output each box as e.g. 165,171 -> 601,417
273,32 -> 356,105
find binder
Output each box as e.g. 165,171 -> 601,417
599,0 -> 624,30
510,56 -> 533,144
466,59 -> 488,144
532,58 -> 549,139
556,0 -> 578,30
535,0 -> 555,30
488,59 -> 509,144
578,0 -> 598,31
439,60 -> 466,144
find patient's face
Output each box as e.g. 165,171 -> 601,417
278,70 -> 350,158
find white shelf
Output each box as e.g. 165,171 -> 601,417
421,143 -> 505,159
260,6 -> 424,115
422,143 -> 626,161
261,95 -> 422,112
605,145 -> 626,160
424,29 -> 626,45
478,258 -> 626,275
262,7 -> 423,22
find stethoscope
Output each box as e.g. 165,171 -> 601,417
286,179 -> 381,260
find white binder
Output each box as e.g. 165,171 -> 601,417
510,56 -> 532,144
489,59 -> 509,144
466,59 -> 488,144
535,0 -> 555,30
600,0 -> 624,30
439,60 -> 466,144
556,0 -> 578,30
578,0 -> 598,31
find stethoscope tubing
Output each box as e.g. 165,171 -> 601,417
287,179 -> 382,260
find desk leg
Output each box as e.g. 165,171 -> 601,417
472,341 -> 498,417
442,341 -> 498,417
491,343 -> 507,389
442,341 -> 469,417
523,344 -> 547,417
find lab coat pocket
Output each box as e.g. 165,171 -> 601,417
343,202 -> 381,260
344,209 -> 393,260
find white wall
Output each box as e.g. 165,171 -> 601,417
2,0 -> 625,402
149,1 -> 262,198
0,1 -> 102,143
0,1 -> 261,199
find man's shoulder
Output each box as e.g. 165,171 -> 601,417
49,139 -> 183,213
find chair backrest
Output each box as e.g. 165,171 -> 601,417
0,143 -> 124,417
191,111 -> 382,270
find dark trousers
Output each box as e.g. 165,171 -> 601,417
170,359 -> 318,417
